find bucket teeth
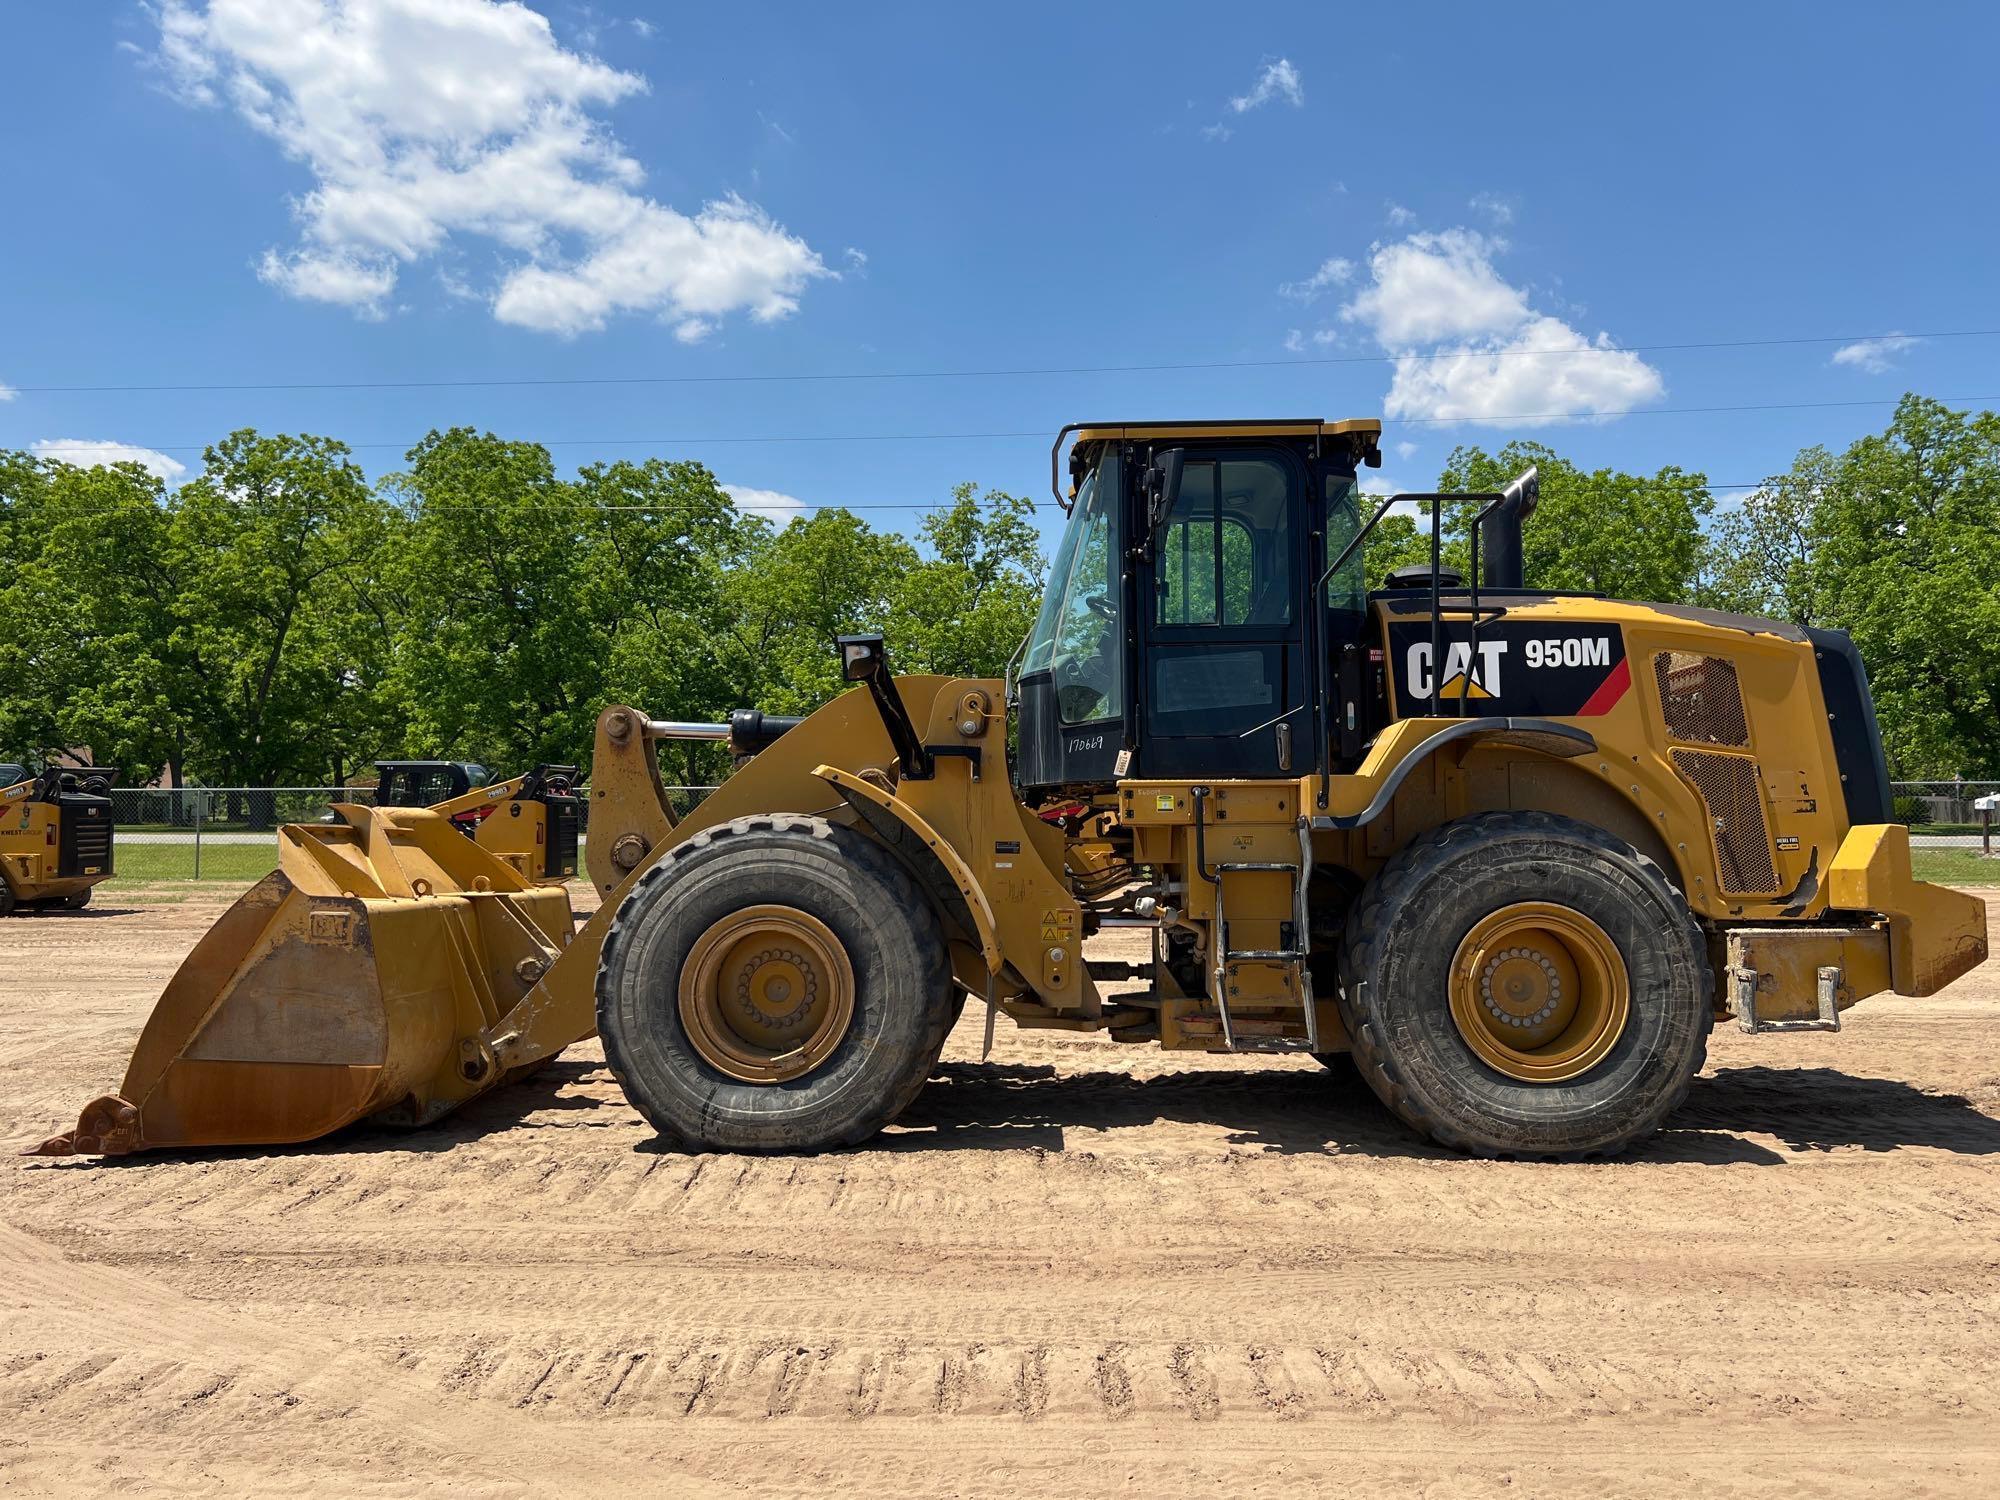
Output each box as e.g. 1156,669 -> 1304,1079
26,1095 -> 140,1157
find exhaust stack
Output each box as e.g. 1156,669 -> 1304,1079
1479,466 -> 1540,590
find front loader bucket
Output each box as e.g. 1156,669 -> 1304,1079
32,805 -> 578,1157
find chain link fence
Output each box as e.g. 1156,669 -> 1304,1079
1894,781 -> 2000,884
107,785 -> 719,883
1892,780 -> 2000,831
96,780 -> 1997,886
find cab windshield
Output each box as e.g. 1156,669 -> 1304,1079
1023,460 -> 1124,725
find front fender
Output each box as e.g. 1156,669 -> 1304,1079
812,764 -> 1003,974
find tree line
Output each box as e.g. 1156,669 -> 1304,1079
1,394 -> 1993,784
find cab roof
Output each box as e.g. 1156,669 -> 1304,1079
1055,418 -> 1384,504
1065,417 -> 1381,444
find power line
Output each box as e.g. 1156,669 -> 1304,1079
61,391 -> 2000,459
7,329 -> 1998,396
9,474 -> 1835,516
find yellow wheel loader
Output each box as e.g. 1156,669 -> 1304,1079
35,419 -> 1989,1160
2,762 -> 114,915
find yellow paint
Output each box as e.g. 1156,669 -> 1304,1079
1827,823 -> 1987,995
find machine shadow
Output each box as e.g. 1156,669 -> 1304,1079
32,1059 -> 2000,1169
858,1058 -> 2000,1164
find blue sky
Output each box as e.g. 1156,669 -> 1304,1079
2,1 -> 1996,547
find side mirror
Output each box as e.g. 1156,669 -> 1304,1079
1146,448 -> 1184,533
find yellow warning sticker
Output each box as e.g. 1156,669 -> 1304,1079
1155,793 -> 1176,811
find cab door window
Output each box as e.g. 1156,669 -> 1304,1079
1154,456 -> 1293,628
1144,451 -> 1304,747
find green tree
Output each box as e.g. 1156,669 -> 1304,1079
1697,448 -> 1838,626
1436,441 -> 1714,600
589,456 -> 761,783
1802,397 -> 2000,775
884,483 -> 1045,678
169,431 -> 393,787
381,429 -> 609,770
0,455 -> 204,783
721,506 -> 918,715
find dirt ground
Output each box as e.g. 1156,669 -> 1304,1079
3,896 -> 1999,1498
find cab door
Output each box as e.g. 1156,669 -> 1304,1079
1139,446 -> 1310,780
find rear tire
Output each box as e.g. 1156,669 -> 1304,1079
0,882 -> 14,918
596,814 -> 954,1152
62,889 -> 92,911
1337,811 -> 1709,1158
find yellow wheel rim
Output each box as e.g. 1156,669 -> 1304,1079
679,904 -> 855,1084
1448,901 -> 1631,1083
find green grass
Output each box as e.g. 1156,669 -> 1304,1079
104,842 -> 280,888
92,833 -> 1996,892
1910,848 -> 2000,887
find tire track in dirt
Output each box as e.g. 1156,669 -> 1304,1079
5,896 -> 2000,1496
0,1223 -> 716,1497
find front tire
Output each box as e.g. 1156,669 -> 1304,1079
1337,811 -> 1709,1158
596,815 -> 953,1152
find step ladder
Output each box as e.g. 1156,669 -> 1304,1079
1203,819 -> 1318,1053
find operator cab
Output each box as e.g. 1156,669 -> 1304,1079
1016,419 -> 1381,791
373,760 -> 491,808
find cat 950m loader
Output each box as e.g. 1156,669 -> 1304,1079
36,418 -> 1988,1160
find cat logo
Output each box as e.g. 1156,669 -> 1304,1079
1407,640 -> 1505,700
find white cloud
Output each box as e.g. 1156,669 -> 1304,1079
1830,333 -> 1919,373
1380,316 -> 1663,426
1200,122 -> 1232,142
1282,326 -> 1340,354
154,0 -> 829,336
1229,58 -> 1302,113
843,246 -> 868,274
723,483 -> 807,522
1468,191 -> 1514,225
1394,440 -> 1420,460
1278,255 -> 1353,302
32,438 -> 189,484
630,16 -> 656,40
1340,228 -> 1664,425
0,381 -> 15,402
1341,230 -> 1528,346
1384,202 -> 1416,228
258,247 -> 398,313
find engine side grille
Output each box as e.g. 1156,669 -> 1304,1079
544,796 -> 580,879
57,795 -> 115,878
1670,749 -> 1777,895
1654,651 -> 1750,747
